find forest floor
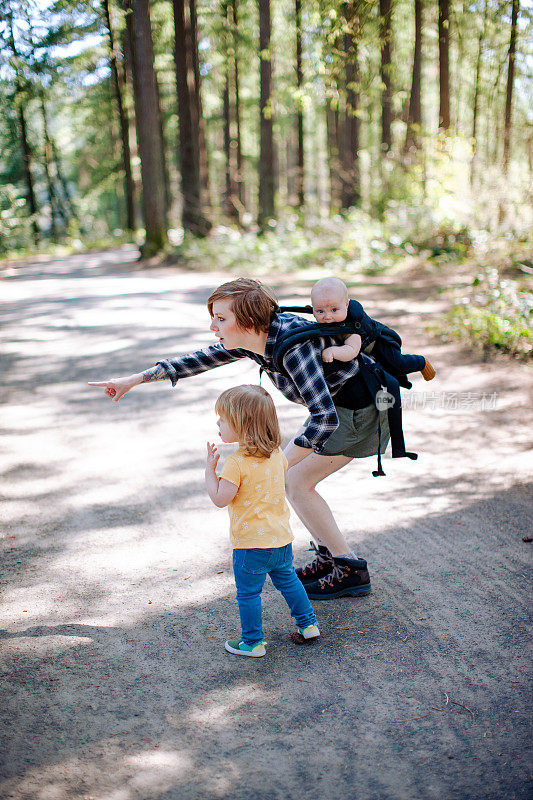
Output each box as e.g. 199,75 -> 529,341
0,245 -> 531,800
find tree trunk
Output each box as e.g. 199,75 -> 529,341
172,0 -> 211,234
121,5 -> 142,215
438,0 -> 451,131
189,0 -> 210,205
319,0 -> 341,210
50,137 -> 77,224
129,0 -> 167,254
257,0 -> 276,228
222,0 -> 240,220
340,1 -> 360,209
18,104 -> 40,245
325,98 -> 341,208
503,0 -> 519,172
103,0 -> 135,231
404,0 -> 423,154
379,0 -> 393,153
7,10 -> 40,245
40,94 -> 61,239
295,0 -> 305,208
231,0 -> 245,207
154,75 -> 171,227
470,0 -> 488,185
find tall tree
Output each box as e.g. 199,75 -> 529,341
340,0 -> 360,209
257,0 -> 276,228
379,0 -> 393,153
17,101 -> 39,244
438,0 -> 451,131
231,0 -> 244,208
129,0 -> 167,253
40,92 -> 65,239
103,0 -> 136,231
50,136 -> 77,225
189,0 -> 210,204
503,0 -> 520,172
121,6 -> 142,214
319,0 -> 342,209
470,0 -> 489,184
154,75 -> 171,228
294,0 -> 304,207
221,0 -> 241,220
404,0 -> 423,154
325,98 -> 341,208
6,9 -> 39,245
172,0 -> 211,234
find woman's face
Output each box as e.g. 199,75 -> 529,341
210,299 -> 251,350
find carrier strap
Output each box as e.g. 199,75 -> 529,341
372,411 -> 386,477
280,305 -> 314,314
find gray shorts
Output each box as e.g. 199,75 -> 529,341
308,404 -> 390,459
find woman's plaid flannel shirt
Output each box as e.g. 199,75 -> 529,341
157,312 -> 362,453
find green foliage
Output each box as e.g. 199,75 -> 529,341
1,0 -> 532,259
169,203 -> 473,278
445,265 -> 532,360
0,184 -> 34,253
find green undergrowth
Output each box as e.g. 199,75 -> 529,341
442,258 -> 532,361
0,230 -> 136,264
168,208 -> 477,277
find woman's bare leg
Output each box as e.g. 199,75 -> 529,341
285,451 -> 353,556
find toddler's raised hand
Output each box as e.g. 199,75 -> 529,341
206,442 -> 220,469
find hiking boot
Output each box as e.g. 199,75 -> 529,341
420,358 -> 436,381
296,541 -> 334,585
304,557 -> 371,600
225,639 -> 266,657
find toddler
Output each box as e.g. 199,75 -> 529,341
205,384 -> 320,657
311,277 -> 435,380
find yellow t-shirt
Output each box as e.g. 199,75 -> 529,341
219,447 -> 294,549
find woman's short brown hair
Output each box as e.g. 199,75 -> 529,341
207,278 -> 280,334
215,384 -> 282,458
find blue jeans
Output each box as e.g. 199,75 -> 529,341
232,544 -> 317,645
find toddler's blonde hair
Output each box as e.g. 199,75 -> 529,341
215,385 -> 282,458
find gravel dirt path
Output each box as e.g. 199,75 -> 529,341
1,246 -> 531,800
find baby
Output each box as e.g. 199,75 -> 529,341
311,277 -> 435,380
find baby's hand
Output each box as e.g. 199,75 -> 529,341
321,347 -> 335,363
206,442 -> 220,469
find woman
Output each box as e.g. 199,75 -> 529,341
89,277 -> 389,600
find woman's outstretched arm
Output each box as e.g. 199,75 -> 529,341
88,363 -> 168,402
88,344 -> 247,401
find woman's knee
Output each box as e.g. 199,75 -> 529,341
285,467 -> 315,501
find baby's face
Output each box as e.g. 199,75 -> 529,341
312,291 -> 349,324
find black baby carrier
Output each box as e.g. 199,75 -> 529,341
274,301 -> 418,477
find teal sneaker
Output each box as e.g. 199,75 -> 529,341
298,624 -> 320,640
225,639 -> 266,658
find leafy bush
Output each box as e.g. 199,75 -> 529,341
445,266 -> 532,360
169,205 -> 474,278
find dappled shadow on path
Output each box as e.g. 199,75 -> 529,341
0,483 -> 531,800
1,249 -> 532,800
